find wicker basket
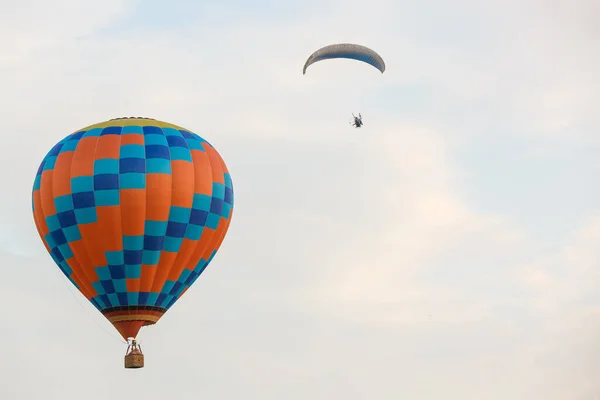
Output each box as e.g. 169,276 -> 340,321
124,353 -> 144,369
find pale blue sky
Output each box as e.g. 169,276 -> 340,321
1,0 -> 599,399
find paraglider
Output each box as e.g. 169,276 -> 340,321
351,113 -> 363,128
303,43 -> 384,127
31,116 -> 234,369
302,43 -> 385,75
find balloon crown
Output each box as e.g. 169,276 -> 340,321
109,116 -> 156,121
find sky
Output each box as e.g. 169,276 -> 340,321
1,0 -> 599,398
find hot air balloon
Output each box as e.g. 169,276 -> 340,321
31,117 -> 234,368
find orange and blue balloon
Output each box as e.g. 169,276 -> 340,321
31,117 -> 234,340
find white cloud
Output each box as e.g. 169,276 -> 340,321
299,123 -> 529,325
0,0 -> 135,64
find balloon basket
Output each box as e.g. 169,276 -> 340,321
124,340 -> 144,369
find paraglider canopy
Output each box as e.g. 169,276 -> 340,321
303,43 -> 386,75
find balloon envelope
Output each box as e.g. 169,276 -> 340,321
31,117 -> 234,340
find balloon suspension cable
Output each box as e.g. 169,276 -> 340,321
55,272 -> 127,345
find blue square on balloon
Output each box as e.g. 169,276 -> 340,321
125,264 -> 141,279
145,145 -> 170,159
101,126 -> 122,135
185,271 -> 199,285
169,206 -> 191,223
43,156 -> 57,171
84,127 -> 102,137
166,221 -> 187,238
94,159 -> 119,175
51,229 -> 67,246
127,292 -> 138,305
146,158 -> 171,174
185,139 -> 203,151
169,147 -> 192,162
145,221 -> 167,236
192,194 -> 212,211
60,140 -> 78,153
163,236 -> 183,252
94,173 -> 119,190
190,209 -> 208,226
36,161 -> 45,175
62,225 -> 82,242
123,235 -> 143,251
166,296 -> 178,308
57,210 -> 77,228
45,214 -> 60,232
184,224 -> 203,240
71,176 -> 94,193
179,130 -> 195,139
212,183 -> 225,199
161,127 -> 180,137
48,143 -> 63,157
122,126 -> 143,134
147,292 -> 159,306
138,292 -> 150,306
138,292 -> 150,305
120,173 -> 145,189
206,213 -> 220,229
117,292 -> 128,306
101,280 -> 116,294
156,293 -> 167,306
210,198 -> 224,215
108,265 -> 125,280
72,191 -> 95,209
173,284 -> 186,298
95,190 -> 120,206
113,279 -> 127,293
97,295 -> 110,308
120,144 -> 145,159
143,126 -> 162,135
94,266 -> 111,281
50,247 -> 65,263
70,131 -> 85,140
224,187 -> 233,205
95,296 -> 108,309
107,293 -> 119,307
162,280 -> 175,293
166,135 -> 187,147
58,244 -> 73,260
124,250 -> 142,265
178,269 -> 191,284
120,157 -> 145,173
144,134 -> 167,145
44,233 -> 57,249
224,173 -> 232,188
162,295 -> 175,308
222,203 -> 232,219
106,251 -> 124,266
142,250 -> 161,265
169,282 -> 182,295
92,281 -> 106,295
143,235 -> 164,251
75,207 -> 97,224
